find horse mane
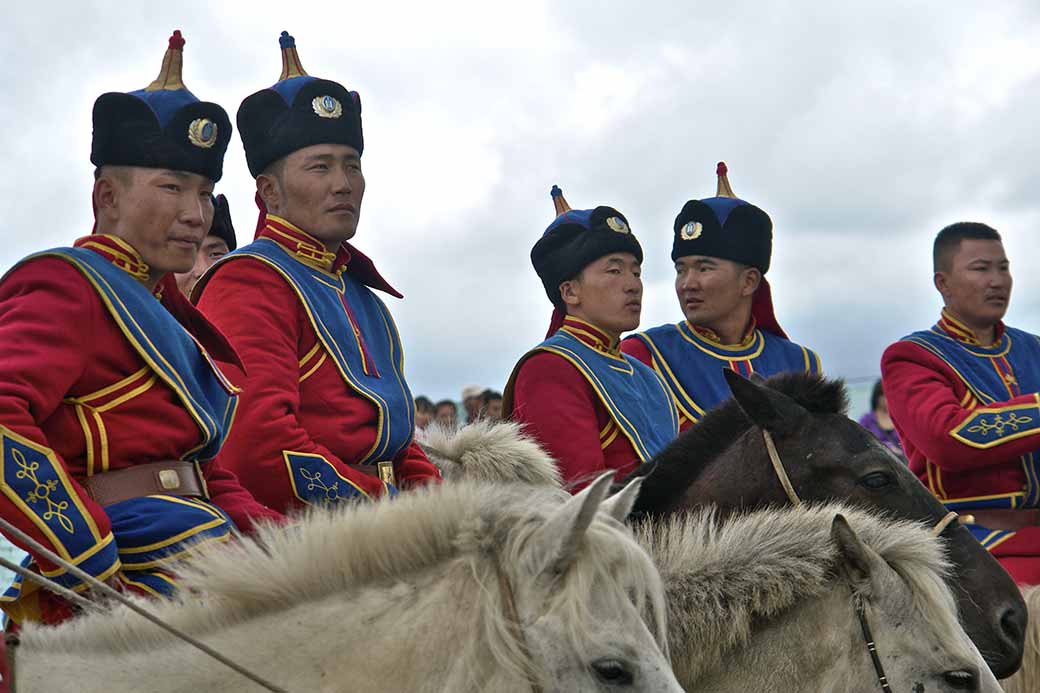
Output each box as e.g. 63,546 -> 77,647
420,419 -> 562,487
25,480 -> 668,683
631,371 -> 849,514
637,502 -> 955,684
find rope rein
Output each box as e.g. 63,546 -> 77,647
0,516 -> 286,693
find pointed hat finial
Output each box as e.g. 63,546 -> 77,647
145,30 -> 186,92
278,31 -> 308,81
550,185 -> 572,217
715,161 -> 736,198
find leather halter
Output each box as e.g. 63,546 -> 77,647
496,562 -> 545,693
761,428 -> 960,692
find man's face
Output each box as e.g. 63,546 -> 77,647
561,253 -> 642,335
463,397 -> 482,418
261,143 -> 365,248
675,255 -> 757,327
485,399 -> 503,420
935,239 -> 1012,328
435,405 -> 457,429
175,235 -> 230,295
415,409 -> 433,430
97,168 -> 215,278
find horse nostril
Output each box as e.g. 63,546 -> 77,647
999,604 -> 1026,650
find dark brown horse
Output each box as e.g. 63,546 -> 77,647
629,369 -> 1027,679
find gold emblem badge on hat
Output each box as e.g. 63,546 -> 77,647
187,118 -> 218,148
606,216 -> 630,234
680,221 -> 703,240
312,95 -> 343,119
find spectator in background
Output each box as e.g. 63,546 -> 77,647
461,385 -> 484,424
175,193 -> 236,296
414,396 -> 435,430
435,399 -> 459,431
858,379 -> 903,457
481,390 -> 503,421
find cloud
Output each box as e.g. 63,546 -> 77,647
5,0 -> 1040,402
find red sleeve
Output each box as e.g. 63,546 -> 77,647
202,457 -> 286,532
881,340 -> 1040,471
393,440 -> 442,490
0,259 -> 120,583
510,352 -> 607,485
620,336 -> 653,366
195,259 -> 387,509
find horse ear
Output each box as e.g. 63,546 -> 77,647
600,476 -> 643,522
831,514 -> 876,595
724,368 -> 809,436
531,472 -> 615,579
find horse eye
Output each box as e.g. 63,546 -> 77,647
859,471 -> 893,489
591,658 -> 634,686
942,668 -> 977,690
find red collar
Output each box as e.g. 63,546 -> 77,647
559,316 -> 621,354
258,215 -> 402,298
938,308 -> 1005,347
75,235 -> 152,284
689,318 -> 758,347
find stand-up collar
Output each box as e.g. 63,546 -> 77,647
938,308 -> 1005,347
559,316 -> 621,355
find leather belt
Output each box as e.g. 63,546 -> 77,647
966,508 -> 1040,532
346,461 -> 396,487
81,461 -> 207,508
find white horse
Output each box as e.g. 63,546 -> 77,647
427,421 -> 1003,691
641,503 -> 1002,692
15,475 -> 682,693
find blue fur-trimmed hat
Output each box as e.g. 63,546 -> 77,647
90,31 -> 232,182
672,162 -> 772,273
237,31 -> 364,178
531,186 -> 643,308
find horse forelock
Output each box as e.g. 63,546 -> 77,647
639,502 -> 953,682
22,480 -> 667,678
632,372 -> 849,514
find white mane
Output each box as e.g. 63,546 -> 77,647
637,502 -> 956,685
419,420 -> 561,487
25,480 -> 667,681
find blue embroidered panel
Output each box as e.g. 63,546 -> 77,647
285,451 -> 396,506
533,331 -> 679,462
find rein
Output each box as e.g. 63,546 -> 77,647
496,562 -> 544,693
760,428 -> 960,693
0,516 -> 286,693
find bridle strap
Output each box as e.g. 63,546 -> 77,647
762,429 -> 802,507
496,563 -> 544,693
855,593 -> 894,693
931,511 -> 959,537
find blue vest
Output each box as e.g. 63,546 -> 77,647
228,238 -> 415,466
902,325 -> 1040,517
1,247 -> 240,599
630,322 -> 820,423
520,330 -> 679,462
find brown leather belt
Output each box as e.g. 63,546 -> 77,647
346,461 -> 396,487
81,461 -> 207,508
966,508 -> 1040,532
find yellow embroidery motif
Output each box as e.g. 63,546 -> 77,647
299,467 -> 354,502
12,449 -> 74,534
967,412 -> 1033,438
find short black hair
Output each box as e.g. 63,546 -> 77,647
870,378 -> 885,412
414,396 -> 434,414
933,222 -> 1002,273
481,389 -> 503,405
434,399 -> 458,414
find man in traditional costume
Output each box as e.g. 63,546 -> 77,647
503,186 -> 679,490
622,162 -> 821,429
882,221 -> 1040,584
174,193 -> 236,296
194,32 -> 441,511
0,31 -> 283,625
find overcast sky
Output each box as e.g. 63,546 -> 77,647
5,1 -> 1040,404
